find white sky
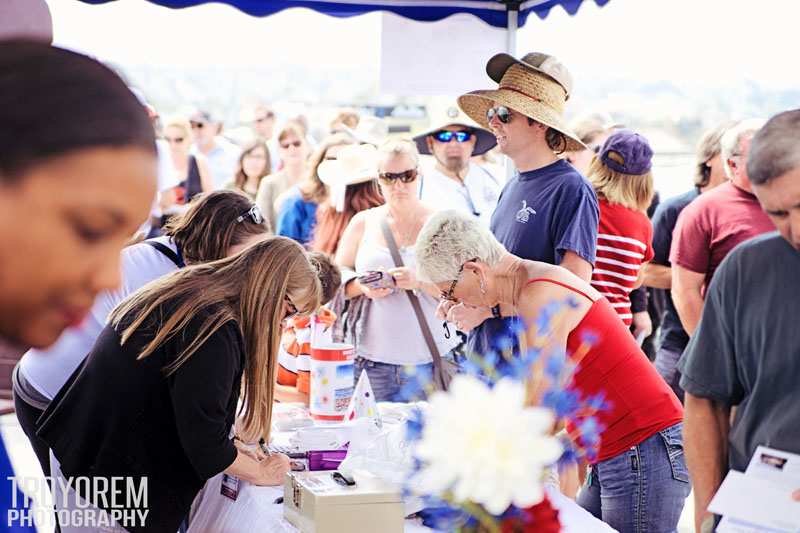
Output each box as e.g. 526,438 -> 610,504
46,0 -> 800,89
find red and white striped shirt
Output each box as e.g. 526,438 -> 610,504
591,200 -> 654,325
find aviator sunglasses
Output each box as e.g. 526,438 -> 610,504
433,130 -> 474,143
486,106 -> 512,124
378,169 -> 418,184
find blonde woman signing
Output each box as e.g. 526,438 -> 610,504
335,140 -> 459,401
37,237 -> 321,532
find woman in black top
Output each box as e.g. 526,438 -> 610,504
38,236 -> 321,532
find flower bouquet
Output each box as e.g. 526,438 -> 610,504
401,299 -> 607,532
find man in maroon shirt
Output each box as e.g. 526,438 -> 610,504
670,118 -> 774,335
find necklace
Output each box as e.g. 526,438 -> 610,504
387,211 -> 422,248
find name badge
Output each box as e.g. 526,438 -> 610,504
220,474 -> 240,501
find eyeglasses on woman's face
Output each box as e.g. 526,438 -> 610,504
280,140 -> 303,150
378,169 -> 418,185
283,296 -> 299,321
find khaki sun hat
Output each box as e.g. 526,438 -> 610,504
412,101 -> 497,157
458,52 -> 585,153
317,143 -> 380,212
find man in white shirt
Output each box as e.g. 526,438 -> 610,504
413,105 -> 501,226
189,110 -> 241,189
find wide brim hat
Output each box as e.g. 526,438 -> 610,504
317,143 -> 379,188
343,116 -> 389,146
412,102 -> 497,157
458,55 -> 585,153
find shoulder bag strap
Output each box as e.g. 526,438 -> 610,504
380,218 -> 448,391
145,240 -> 186,268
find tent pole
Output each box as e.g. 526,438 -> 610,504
504,3 -> 519,182
506,8 -> 518,55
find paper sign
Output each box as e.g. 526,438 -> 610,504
380,12 -> 505,96
344,370 -> 382,428
712,446 -> 800,533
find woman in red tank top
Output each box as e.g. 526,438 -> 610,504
416,210 -> 689,533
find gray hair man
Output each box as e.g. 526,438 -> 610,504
642,122 -> 732,401
679,109 -> 800,531
669,118 -> 773,336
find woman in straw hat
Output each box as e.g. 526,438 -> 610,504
412,102 -> 501,227
442,52 -> 599,362
335,139 -> 459,401
310,143 -> 385,255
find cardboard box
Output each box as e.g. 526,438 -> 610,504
283,471 -> 404,533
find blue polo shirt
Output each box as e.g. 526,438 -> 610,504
468,159 -> 599,355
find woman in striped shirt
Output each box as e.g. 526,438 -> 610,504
587,130 -> 655,327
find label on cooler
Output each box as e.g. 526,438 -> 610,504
309,343 -> 355,421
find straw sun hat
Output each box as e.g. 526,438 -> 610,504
412,102 -> 497,157
458,52 -> 585,153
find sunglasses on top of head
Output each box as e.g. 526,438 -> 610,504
378,169 -> 418,184
433,130 -> 474,143
236,205 -> 264,225
486,106 -> 512,124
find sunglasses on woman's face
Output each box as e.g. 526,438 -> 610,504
236,205 -> 264,225
280,140 -> 302,149
433,130 -> 473,143
165,136 -> 184,144
486,106 -> 512,124
190,121 -> 205,130
378,169 -> 418,184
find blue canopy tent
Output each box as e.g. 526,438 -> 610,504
77,0 -> 612,53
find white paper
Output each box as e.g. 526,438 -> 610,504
711,446 -> 800,533
379,13 -> 505,96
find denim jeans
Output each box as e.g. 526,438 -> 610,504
654,346 -> 685,403
577,423 -> 691,533
354,357 -> 433,402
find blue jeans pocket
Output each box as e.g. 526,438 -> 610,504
659,424 -> 690,483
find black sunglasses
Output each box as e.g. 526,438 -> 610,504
378,169 -> 418,184
433,130 -> 473,143
236,205 -> 264,225
190,121 -> 205,129
280,140 -> 303,149
486,106 -> 511,124
165,136 -> 185,144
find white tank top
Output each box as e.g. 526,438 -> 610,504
354,238 -> 458,365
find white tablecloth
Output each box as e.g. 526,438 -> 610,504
187,474 -> 616,533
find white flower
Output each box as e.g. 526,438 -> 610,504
412,375 -> 562,515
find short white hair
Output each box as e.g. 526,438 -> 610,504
377,138 -> 419,167
720,118 -> 765,178
415,210 -> 506,283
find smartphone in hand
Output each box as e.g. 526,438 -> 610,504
357,270 -> 396,290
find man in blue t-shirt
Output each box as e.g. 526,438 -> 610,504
446,52 -> 599,355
